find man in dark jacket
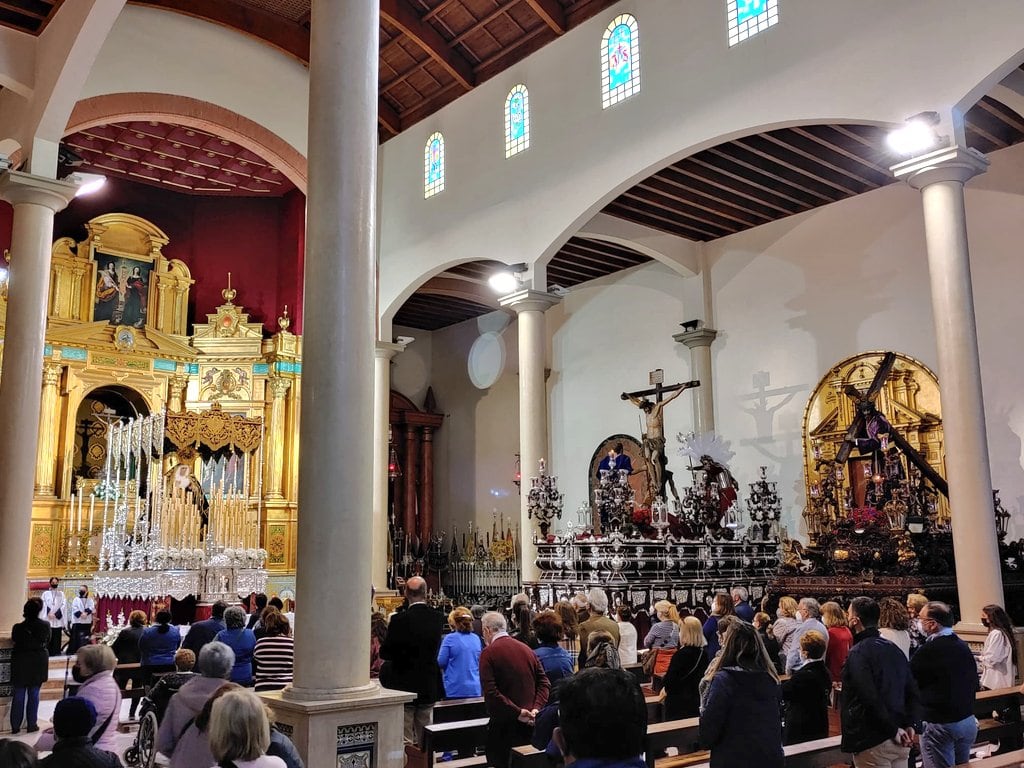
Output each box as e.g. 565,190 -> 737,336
182,600 -> 227,657
910,601 -> 979,768
841,596 -> 920,767
379,575 -> 445,746
781,629 -> 830,744
480,611 -> 550,768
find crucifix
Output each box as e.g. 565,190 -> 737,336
621,370 -> 700,503
835,352 -> 949,497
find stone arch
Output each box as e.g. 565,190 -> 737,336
66,93 -> 307,194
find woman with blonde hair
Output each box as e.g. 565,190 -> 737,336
643,600 -> 679,650
878,597 -> 911,659
700,621 -> 783,767
771,596 -> 801,659
207,688 -> 286,768
662,616 -> 709,719
437,607 -> 483,697
820,601 -> 852,683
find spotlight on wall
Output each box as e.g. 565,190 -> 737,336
887,112 -> 942,156
66,172 -> 107,197
487,262 -> 527,294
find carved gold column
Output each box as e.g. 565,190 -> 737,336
34,362 -> 63,496
264,375 -> 292,499
167,374 -> 189,413
420,426 -> 434,544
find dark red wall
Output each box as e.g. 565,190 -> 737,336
39,177 -> 306,334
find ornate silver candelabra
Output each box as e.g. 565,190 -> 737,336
746,466 -> 782,541
527,459 -> 563,537
594,468 -> 634,532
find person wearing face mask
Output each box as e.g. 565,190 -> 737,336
906,594 -> 929,656
784,598 -> 829,674
978,604 -> 1016,691
41,577 -> 67,657
68,585 -> 95,655
909,601 -> 979,768
35,644 -> 122,755
840,596 -> 920,768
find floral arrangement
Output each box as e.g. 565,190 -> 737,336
632,506 -> 652,528
849,506 -> 882,531
99,612 -> 127,646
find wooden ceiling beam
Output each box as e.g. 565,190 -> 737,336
558,244 -> 645,270
0,2 -> 45,20
792,126 -> 891,176
128,0 -> 309,62
524,0 -> 567,34
449,0 -> 521,47
568,237 -> 651,264
731,137 -> 862,197
758,131 -> 884,189
604,198 -> 732,240
378,97 -> 403,136
660,163 -> 793,219
687,154 -> 816,211
976,96 -> 1024,135
704,147 -> 833,206
381,0 -> 475,90
631,178 -> 767,228
619,188 -> 745,232
601,206 -> 719,241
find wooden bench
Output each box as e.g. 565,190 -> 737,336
975,687 -> 1024,748
421,717 -> 489,768
644,717 -> 701,768
961,747 -> 1024,767
433,697 -> 486,724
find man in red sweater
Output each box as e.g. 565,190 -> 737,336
479,611 -> 550,768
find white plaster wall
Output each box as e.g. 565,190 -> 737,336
426,314 -> 521,540
391,325 -> 433,407
79,5 -> 309,155
428,143 -> 1024,543
378,0 -> 1024,321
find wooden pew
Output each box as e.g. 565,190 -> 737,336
421,717 -> 489,768
433,697 -> 486,724
961,747 -> 1024,767
975,687 -> 1024,748
684,736 -> 845,768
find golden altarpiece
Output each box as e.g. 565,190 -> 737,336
0,213 -> 301,594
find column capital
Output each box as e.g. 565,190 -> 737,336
673,327 -> 718,349
268,375 -> 293,399
374,340 -> 406,360
498,288 -> 561,314
0,170 -> 77,211
890,145 -> 989,190
41,362 -> 62,386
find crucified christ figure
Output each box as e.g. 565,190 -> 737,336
622,383 -> 694,503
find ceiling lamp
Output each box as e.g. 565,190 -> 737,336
887,112 -> 941,156
487,262 -> 527,294
66,172 -> 107,197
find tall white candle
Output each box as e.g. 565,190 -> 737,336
88,494 -> 95,532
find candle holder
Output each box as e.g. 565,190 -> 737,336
526,459 -> 563,537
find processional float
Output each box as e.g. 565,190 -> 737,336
90,403 -> 267,604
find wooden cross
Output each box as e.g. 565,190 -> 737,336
835,352 -> 948,497
620,369 -> 700,404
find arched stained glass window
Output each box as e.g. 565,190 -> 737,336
601,14 -> 640,109
505,85 -> 530,158
424,132 -> 444,198
728,0 -> 778,47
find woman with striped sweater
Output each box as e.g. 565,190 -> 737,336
253,610 -> 294,692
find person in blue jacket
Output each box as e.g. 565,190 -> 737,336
215,605 -> 257,686
138,610 -> 181,685
437,607 -> 483,697
532,611 -> 574,684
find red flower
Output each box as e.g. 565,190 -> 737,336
632,506 -> 651,526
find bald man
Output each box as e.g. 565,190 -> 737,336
379,576 -> 446,745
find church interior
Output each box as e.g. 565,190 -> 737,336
3,0 -> 1024,763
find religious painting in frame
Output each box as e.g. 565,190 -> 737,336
92,252 -> 155,328
588,433 -> 648,514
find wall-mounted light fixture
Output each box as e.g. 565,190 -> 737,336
513,453 -> 521,493
388,427 -> 402,479
887,111 -> 942,156
488,262 -> 528,294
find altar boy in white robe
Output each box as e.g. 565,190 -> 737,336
41,577 -> 67,656
69,585 -> 96,653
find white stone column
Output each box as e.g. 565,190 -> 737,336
893,146 -> 1002,633
285,0 -> 379,700
372,342 -> 404,591
673,326 -> 718,434
499,289 -> 560,583
0,172 -> 75,631
0,172 -> 75,734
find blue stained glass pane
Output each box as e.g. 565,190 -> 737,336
509,93 -> 525,141
427,138 -> 443,185
607,24 -> 633,90
736,0 -> 767,24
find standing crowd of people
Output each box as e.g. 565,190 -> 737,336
373,581 -> 1021,768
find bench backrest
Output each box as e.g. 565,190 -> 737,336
422,718 -> 489,768
433,697 -> 486,724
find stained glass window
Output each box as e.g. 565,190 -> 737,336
424,132 -> 444,198
728,0 -> 778,47
601,14 -> 640,109
505,85 -> 530,158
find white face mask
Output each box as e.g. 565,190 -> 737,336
796,609 -> 806,622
